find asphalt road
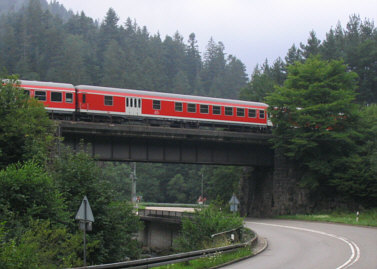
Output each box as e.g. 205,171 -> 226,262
224,219 -> 377,269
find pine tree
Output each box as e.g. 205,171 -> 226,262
300,30 -> 321,59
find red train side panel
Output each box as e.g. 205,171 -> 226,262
75,85 -> 269,127
18,80 -> 76,113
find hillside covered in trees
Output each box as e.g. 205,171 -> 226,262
0,0 -> 247,99
240,15 -> 377,104
0,0 -> 376,224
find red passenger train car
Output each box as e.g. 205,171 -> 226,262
16,80 -> 271,129
17,80 -> 76,117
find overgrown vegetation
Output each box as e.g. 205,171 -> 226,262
174,206 -> 244,252
154,247 -> 252,269
265,56 -> 377,207
239,15 -> 377,207
0,78 -> 143,267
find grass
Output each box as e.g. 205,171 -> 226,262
153,247 -> 252,269
277,208 -> 377,227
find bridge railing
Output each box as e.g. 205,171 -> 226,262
138,208 -> 194,219
69,228 -> 257,269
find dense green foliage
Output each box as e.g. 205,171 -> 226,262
0,77 -> 53,169
0,220 -> 82,269
0,0 -> 247,99
266,57 -> 377,206
136,164 -> 241,205
241,15 -> 377,104
49,147 -> 143,263
0,162 -> 68,234
1,1 -> 377,266
0,80 -> 143,267
266,57 -> 359,187
240,15 -> 377,207
174,206 -> 243,252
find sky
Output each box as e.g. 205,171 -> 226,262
56,0 -> 377,75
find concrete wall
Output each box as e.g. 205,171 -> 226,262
139,221 -> 181,251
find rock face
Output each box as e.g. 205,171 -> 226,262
240,150 -> 311,217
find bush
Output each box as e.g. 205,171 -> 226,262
0,161 -> 68,235
174,205 -> 243,252
0,220 -> 84,269
49,147 -> 143,263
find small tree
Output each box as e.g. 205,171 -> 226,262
0,76 -> 54,169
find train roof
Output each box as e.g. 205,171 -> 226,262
76,85 -> 268,107
18,80 -> 75,89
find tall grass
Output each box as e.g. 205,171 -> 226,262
278,208 -> 377,227
154,247 -> 252,269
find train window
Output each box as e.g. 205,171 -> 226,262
175,102 -> 183,112
138,99 -> 141,108
82,94 -> 86,103
126,98 -> 129,107
51,92 -> 62,102
200,104 -> 209,114
212,106 -> 221,115
105,96 -> 113,106
187,103 -> 196,113
24,90 -> 30,97
66,93 -> 73,103
35,91 -> 46,101
248,109 -> 256,118
237,108 -> 245,117
153,100 -> 161,110
225,107 -> 233,116
259,110 -> 265,119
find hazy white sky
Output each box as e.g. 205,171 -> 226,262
56,0 -> 377,75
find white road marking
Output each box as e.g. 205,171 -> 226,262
248,221 -> 361,269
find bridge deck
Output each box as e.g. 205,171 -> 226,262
59,121 -> 274,166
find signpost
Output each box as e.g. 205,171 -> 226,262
229,193 -> 240,213
75,196 -> 94,267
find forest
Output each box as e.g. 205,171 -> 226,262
0,0 -> 248,205
1,0 -> 377,267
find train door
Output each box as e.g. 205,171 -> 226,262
80,93 -> 88,111
126,97 -> 142,116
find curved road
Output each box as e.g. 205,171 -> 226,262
225,219 -> 377,269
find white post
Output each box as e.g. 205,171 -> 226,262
131,162 -> 137,203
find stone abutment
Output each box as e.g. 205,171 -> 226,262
240,150 -> 311,217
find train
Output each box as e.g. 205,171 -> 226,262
15,80 -> 271,131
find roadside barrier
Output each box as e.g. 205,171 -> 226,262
70,227 -> 258,269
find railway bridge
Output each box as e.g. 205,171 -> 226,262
58,121 -> 274,166
58,121 -> 304,217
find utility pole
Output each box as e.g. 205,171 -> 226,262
201,173 -> 204,200
131,162 -> 137,203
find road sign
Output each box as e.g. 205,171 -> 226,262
75,195 -> 94,267
229,194 -> 240,213
75,196 -> 94,222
